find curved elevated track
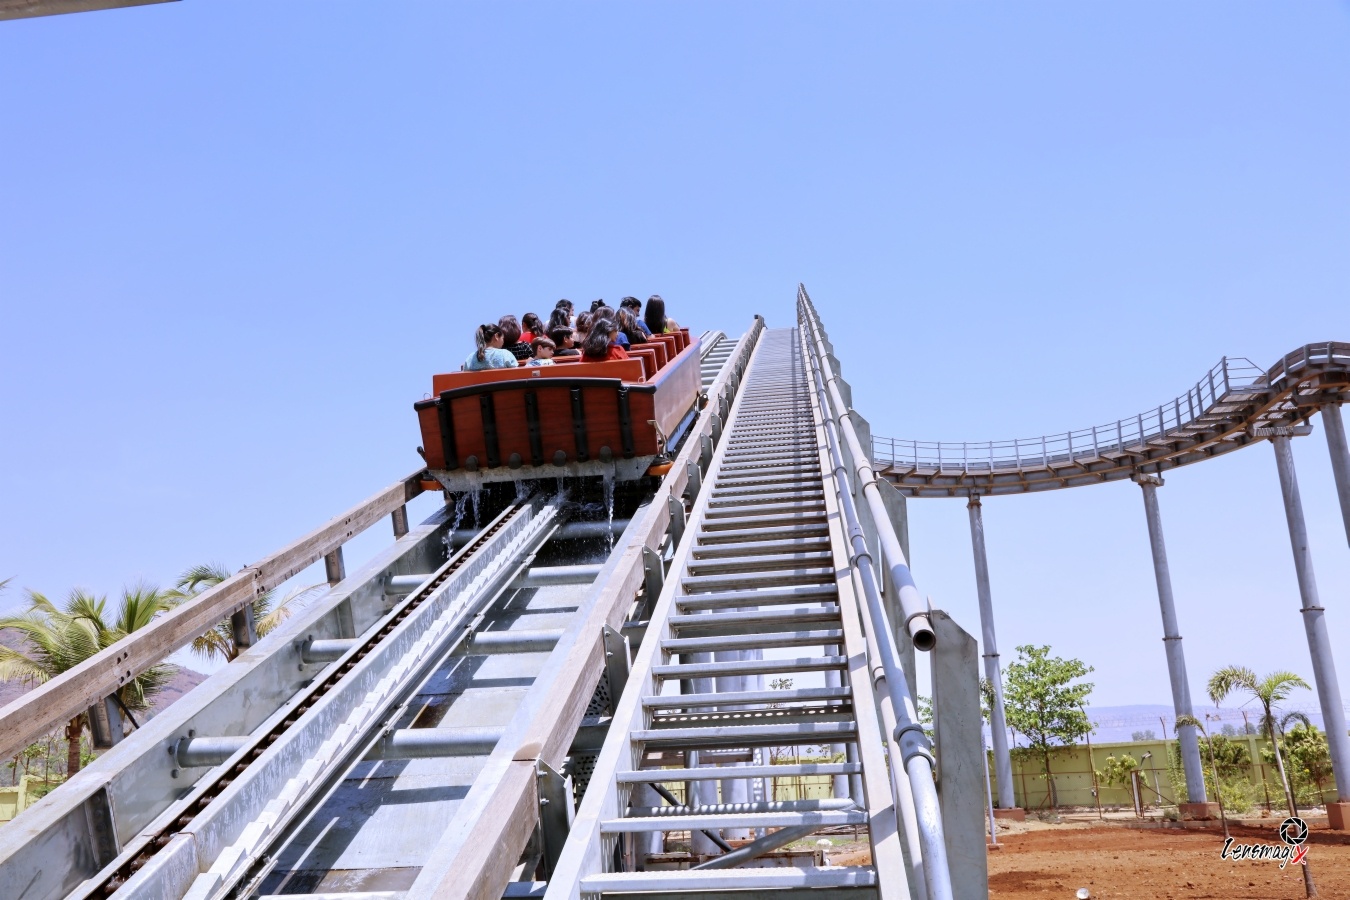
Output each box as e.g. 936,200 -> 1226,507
872,343 -> 1350,497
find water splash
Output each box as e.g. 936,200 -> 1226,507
601,467 -> 616,552
457,472 -> 483,526
450,493 -> 471,532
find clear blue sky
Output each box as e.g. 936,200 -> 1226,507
2,2 -> 1348,711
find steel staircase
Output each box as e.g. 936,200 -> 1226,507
545,327 -> 906,899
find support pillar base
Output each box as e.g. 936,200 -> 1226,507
1327,801 -> 1350,831
1179,802 -> 1221,821
993,808 -> 1026,822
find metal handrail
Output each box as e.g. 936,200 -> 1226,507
872,355 -> 1271,472
798,288 -> 953,900
1264,341 -> 1350,384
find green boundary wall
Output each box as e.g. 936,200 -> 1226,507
991,737 -> 1340,810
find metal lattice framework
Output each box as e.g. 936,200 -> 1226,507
873,343 -> 1350,497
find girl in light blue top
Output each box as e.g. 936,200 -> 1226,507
463,323 -> 519,371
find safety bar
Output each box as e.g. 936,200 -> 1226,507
797,287 -> 953,900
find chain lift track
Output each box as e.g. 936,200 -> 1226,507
0,329 -> 767,900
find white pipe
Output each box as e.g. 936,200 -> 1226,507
799,294 -> 934,650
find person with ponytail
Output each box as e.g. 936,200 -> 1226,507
463,323 -> 518,371
520,312 -> 545,344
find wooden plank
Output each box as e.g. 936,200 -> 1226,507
0,471 -> 426,764
0,0 -> 173,21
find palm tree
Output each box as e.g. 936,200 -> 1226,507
1207,666 -> 1310,814
0,585 -> 175,777
166,564 -> 320,664
1176,713 -> 1229,840
1266,711 -> 1332,807
1208,665 -> 1318,898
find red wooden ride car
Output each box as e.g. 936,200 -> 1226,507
414,330 -> 702,490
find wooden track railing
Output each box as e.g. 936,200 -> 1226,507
0,472 -> 426,764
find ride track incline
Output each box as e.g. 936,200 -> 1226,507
543,325 -> 930,900
0,328 -> 761,900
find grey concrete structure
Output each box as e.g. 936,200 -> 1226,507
1133,474 -> 1207,806
930,610 -> 990,900
965,495 -> 1016,812
1271,434 -> 1350,801
1324,402 -> 1350,548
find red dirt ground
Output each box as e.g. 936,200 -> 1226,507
986,820 -> 1350,899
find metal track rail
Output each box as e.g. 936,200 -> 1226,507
96,497 -> 555,900
0,324 -> 762,900
545,328 -> 909,900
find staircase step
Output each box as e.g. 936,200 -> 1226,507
686,551 -> 833,577
652,655 -> 847,680
669,607 -> 841,635
662,629 -> 844,654
675,583 -> 838,609
699,511 -> 826,532
680,568 -> 834,594
691,536 -> 831,559
695,523 -> 830,545
579,867 -> 877,891
617,760 -> 861,782
599,809 -> 866,833
703,500 -> 823,518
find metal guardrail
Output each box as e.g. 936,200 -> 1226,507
1266,341 -> 1350,385
798,287 -> 953,900
872,356 -> 1266,474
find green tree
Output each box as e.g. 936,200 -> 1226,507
1095,753 -> 1139,788
0,585 -> 175,777
1207,665 -> 1310,820
916,694 -> 934,743
1002,644 -> 1095,807
1176,714 -> 1259,820
1262,715 -> 1333,807
166,564 -> 319,663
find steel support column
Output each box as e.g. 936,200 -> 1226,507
1133,475 -> 1206,805
1323,402 -> 1350,549
1271,435 -> 1350,802
966,495 -> 1015,811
